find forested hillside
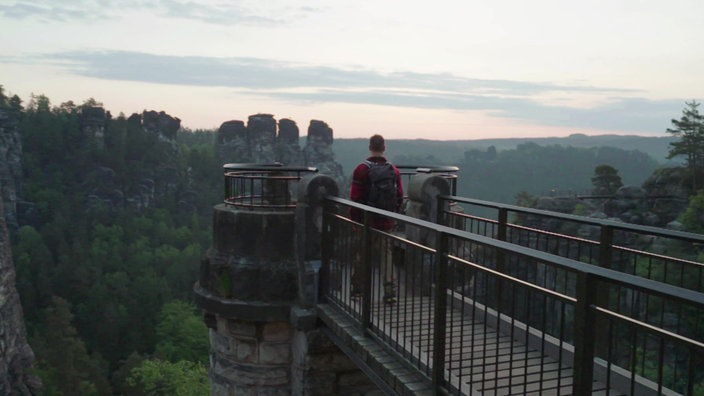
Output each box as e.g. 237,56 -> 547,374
332,138 -> 662,204
2,92 -> 219,394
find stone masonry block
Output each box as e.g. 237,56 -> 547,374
216,315 -> 228,334
218,362 -> 290,386
233,336 -> 258,363
210,330 -> 234,357
262,321 -> 292,342
259,341 -> 291,365
227,319 -> 256,337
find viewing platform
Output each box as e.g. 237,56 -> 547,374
195,163 -> 704,395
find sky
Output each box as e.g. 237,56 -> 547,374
1,0 -> 702,140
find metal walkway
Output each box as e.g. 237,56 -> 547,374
319,287 -> 621,395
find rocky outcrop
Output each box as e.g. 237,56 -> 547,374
0,193 -> 41,395
277,118 -> 303,166
247,114 -> 277,164
142,110 -> 180,140
79,106 -> 108,149
641,167 -> 691,226
216,115 -> 345,186
0,110 -> 23,231
84,110 -> 191,213
303,120 -> 345,187
533,172 -> 691,230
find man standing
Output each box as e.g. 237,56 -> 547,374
349,134 -> 404,304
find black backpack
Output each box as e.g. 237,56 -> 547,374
364,160 -> 398,212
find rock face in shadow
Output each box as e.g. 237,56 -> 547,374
0,193 -> 41,395
0,109 -> 23,231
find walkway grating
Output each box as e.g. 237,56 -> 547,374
319,292 -> 623,395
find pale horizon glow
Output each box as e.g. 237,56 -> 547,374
1,0 -> 702,140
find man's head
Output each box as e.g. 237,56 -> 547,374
369,134 -> 385,154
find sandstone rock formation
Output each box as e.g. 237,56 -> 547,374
0,193 -> 41,395
216,115 -> 346,187
83,110 -> 193,212
0,109 -> 23,231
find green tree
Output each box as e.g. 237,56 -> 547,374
128,359 -> 209,396
666,100 -> 704,192
32,297 -> 112,395
680,190 -> 704,234
154,300 -> 209,363
591,164 -> 623,195
13,226 -> 54,327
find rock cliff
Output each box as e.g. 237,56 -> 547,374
0,107 -> 40,394
0,192 -> 41,395
0,109 -> 23,231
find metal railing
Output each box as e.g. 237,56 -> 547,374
222,163 -> 317,210
439,196 -> 704,293
320,196 -> 704,395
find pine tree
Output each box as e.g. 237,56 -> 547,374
591,164 -> 623,195
666,100 -> 704,192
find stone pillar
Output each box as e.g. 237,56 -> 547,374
277,119 -> 303,166
195,203 -> 298,395
404,174 -> 451,296
405,173 -> 451,244
295,174 -> 339,309
248,114 -> 277,164
303,120 -> 345,188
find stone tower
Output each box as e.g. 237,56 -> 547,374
194,165 -> 381,394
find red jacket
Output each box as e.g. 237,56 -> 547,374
350,156 -> 404,231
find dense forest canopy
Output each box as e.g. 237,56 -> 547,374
2,86 -> 703,395
1,90 -> 218,394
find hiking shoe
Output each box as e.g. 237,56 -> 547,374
383,282 -> 397,304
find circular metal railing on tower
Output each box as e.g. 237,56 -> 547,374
395,164 -> 460,196
223,163 -> 318,210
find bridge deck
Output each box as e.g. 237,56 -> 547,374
319,292 -> 622,395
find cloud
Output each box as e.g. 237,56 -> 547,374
13,49 -> 685,134
0,1 -> 104,22
0,0 -> 299,25
47,50 -> 623,93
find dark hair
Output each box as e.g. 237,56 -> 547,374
369,134 -> 385,152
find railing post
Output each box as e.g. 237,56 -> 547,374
436,196 -> 445,227
496,207 -> 508,276
573,271 -> 597,395
319,199 -> 333,303
599,224 -> 613,269
432,230 -> 448,392
497,207 -> 508,242
361,211 -> 373,334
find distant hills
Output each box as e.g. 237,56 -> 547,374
330,134 -> 679,204
332,134 -> 677,178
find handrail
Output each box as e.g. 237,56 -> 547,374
439,195 -> 704,294
442,195 -> 704,242
222,163 -> 317,210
